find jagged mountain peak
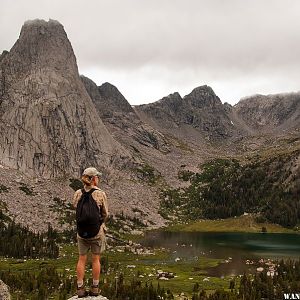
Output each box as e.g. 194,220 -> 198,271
183,85 -> 222,108
152,92 -> 183,109
98,82 -> 134,113
80,78 -> 135,115
100,81 -> 119,91
135,84 -> 236,141
23,18 -> 61,26
20,19 -> 66,41
135,92 -> 183,121
0,20 -> 127,178
82,76 -> 171,154
5,19 -> 77,74
187,85 -> 216,97
160,92 -> 182,102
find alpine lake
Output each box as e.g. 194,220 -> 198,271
1,216 -> 300,299
111,216 -> 300,297
102,217 -> 300,298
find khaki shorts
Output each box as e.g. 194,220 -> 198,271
77,237 -> 102,255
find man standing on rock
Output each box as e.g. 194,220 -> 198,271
73,167 -> 109,298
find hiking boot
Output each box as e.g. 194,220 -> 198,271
89,284 -> 100,296
77,285 -> 88,298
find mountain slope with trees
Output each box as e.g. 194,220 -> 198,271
160,143 -> 300,228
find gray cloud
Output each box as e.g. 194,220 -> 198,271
1,0 -> 300,104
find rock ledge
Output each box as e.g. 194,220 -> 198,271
0,280 -> 11,300
68,296 -> 108,300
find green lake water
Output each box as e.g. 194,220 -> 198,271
140,231 -> 300,277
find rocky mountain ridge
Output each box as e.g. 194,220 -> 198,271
82,76 -> 218,189
0,19 -> 299,233
234,92 -> 300,133
136,87 -> 300,144
135,85 -> 241,142
81,75 -> 170,153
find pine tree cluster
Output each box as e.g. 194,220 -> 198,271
0,265 -> 75,300
160,151 -> 300,228
0,214 -> 59,259
191,259 -> 300,300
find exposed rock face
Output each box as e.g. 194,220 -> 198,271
136,86 -> 300,145
0,19 -> 128,178
135,85 -> 239,142
182,86 -> 234,137
81,76 -> 170,153
234,92 -> 300,133
135,92 -> 183,129
0,280 -> 11,300
99,82 -> 136,116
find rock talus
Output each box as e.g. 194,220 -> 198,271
0,280 -> 11,300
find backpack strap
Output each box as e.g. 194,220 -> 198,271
80,188 -> 101,216
79,188 -> 97,204
81,188 -> 97,194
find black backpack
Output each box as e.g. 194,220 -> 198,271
76,188 -> 103,239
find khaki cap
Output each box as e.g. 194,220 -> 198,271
82,167 -> 102,177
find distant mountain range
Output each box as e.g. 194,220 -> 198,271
0,19 -> 299,231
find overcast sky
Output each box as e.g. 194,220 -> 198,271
1,0 -> 300,105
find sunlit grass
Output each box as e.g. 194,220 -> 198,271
167,215 -> 297,233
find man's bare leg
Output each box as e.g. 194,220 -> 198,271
92,254 -> 101,283
76,254 -> 87,285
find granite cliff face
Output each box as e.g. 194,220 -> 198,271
0,19 -> 128,178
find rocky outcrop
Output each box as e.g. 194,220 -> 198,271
0,280 -> 11,300
81,76 -> 135,119
135,85 -> 240,142
135,92 -> 183,129
234,92 -> 300,133
0,19 -> 129,178
81,76 -> 170,153
182,86 -> 234,138
98,82 -> 136,116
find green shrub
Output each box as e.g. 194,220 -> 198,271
0,184 -> 10,193
136,163 -> 162,185
18,183 -> 35,196
69,178 -> 83,191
